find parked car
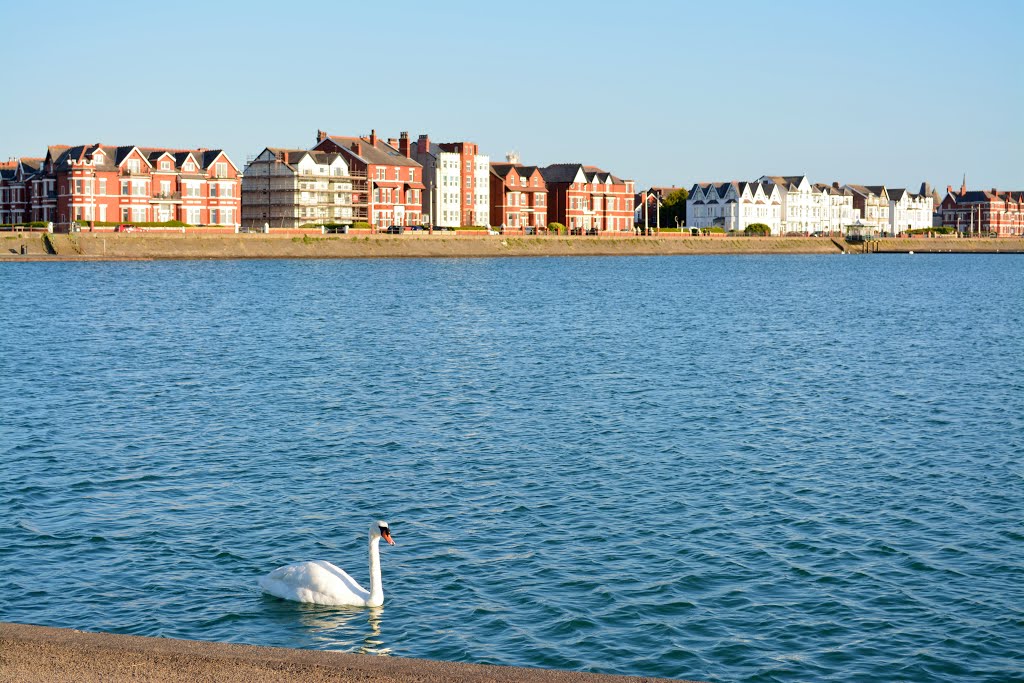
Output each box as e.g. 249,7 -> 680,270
114,224 -> 137,233
385,226 -> 403,234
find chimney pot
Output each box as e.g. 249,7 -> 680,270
369,129 -> 377,146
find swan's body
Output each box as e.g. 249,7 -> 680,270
259,521 -> 395,607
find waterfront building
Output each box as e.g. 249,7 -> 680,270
887,187 -> 935,234
0,144 -> 242,230
845,185 -> 891,236
241,148 -> 365,230
488,160 -> 548,231
687,180 -> 783,234
757,175 -> 829,234
411,135 -> 489,228
812,183 -> 858,234
539,163 -> 635,233
0,158 -> 43,224
939,180 -> 1024,236
312,130 -> 423,229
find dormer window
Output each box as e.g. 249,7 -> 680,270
160,160 -> 171,171
127,159 -> 140,173
184,162 -> 195,172
94,152 -> 104,164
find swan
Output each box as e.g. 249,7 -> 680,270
259,520 -> 395,607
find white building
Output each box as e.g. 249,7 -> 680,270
412,135 -> 489,227
887,188 -> 934,234
813,183 -> 858,234
687,180 -> 782,233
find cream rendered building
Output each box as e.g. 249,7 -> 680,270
242,148 -> 364,229
887,188 -> 934,234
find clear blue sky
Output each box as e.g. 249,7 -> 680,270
2,0 -> 1021,191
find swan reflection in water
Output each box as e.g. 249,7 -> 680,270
295,604 -> 391,655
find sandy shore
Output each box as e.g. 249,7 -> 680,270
1,232 -> 1022,261
0,622 -> 697,683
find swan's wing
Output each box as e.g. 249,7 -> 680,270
259,560 -> 369,606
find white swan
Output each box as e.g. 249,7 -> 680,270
259,521 -> 395,607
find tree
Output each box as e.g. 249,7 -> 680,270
745,223 -> 771,236
659,188 -> 689,227
547,222 -> 566,235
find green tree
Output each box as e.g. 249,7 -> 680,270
745,223 -> 771,236
659,188 -> 689,227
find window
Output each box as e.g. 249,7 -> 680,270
160,160 -> 171,171
377,169 -> 386,180
393,168 -> 399,180
74,179 -> 82,194
408,168 -> 415,181
466,192 -> 471,204
127,159 -> 140,173
211,209 -> 219,224
184,162 -> 195,172
132,206 -> 147,221
223,184 -> 233,197
122,208 -> 129,221
99,179 -> 106,195
210,184 -> 219,198
121,181 -> 129,196
187,208 -> 201,224
160,181 -> 170,196
215,162 -> 227,177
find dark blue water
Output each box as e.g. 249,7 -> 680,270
1,255 -> 1022,682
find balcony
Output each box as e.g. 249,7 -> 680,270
150,192 -> 182,203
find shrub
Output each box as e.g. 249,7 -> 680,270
547,222 -> 566,235
745,223 -> 771,236
352,221 -> 372,231
908,227 -> 954,235
704,227 -> 725,234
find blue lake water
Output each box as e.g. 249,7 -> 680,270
1,254 -> 1022,682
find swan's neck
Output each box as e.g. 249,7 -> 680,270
367,535 -> 383,606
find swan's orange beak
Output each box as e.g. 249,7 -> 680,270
381,530 -> 395,545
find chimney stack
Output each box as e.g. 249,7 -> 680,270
388,138 -> 399,149
369,129 -> 377,146
832,181 -> 839,189
399,131 -> 410,158
351,142 -> 362,156
316,130 -> 327,143
947,185 -> 953,195
417,134 -> 430,156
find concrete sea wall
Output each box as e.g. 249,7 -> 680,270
0,622 -> 697,683
2,232 -> 1022,261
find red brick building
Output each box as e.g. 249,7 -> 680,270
1,144 -> 241,230
0,158 -> 43,224
488,163 -> 547,231
939,181 -> 1024,236
540,164 -> 635,233
313,130 -> 424,229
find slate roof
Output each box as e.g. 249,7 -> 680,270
325,135 -> 420,168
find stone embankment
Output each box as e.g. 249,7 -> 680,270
1,232 -> 1022,261
0,622 -> 697,683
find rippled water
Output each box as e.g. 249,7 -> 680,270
1,255 -> 1022,682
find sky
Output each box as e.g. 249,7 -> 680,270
2,0 -> 1021,191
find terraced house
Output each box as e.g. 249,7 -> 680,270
0,157 -> 43,224
0,144 -> 241,230
489,160 -> 547,232
540,164 -> 635,233
687,180 -> 783,234
312,130 -> 423,229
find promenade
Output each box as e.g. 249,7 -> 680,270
0,622 -> 697,683
3,232 -> 1021,261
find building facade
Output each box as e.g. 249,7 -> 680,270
241,148 -> 366,229
939,182 -> 1024,236
845,185 -> 890,235
687,181 -> 783,234
887,188 -> 934,234
540,164 -> 635,233
0,158 -> 43,224
812,183 -> 858,234
312,130 -> 423,229
489,162 -> 548,231
412,135 -> 489,227
0,144 -> 241,229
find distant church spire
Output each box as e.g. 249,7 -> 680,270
960,173 -> 967,196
